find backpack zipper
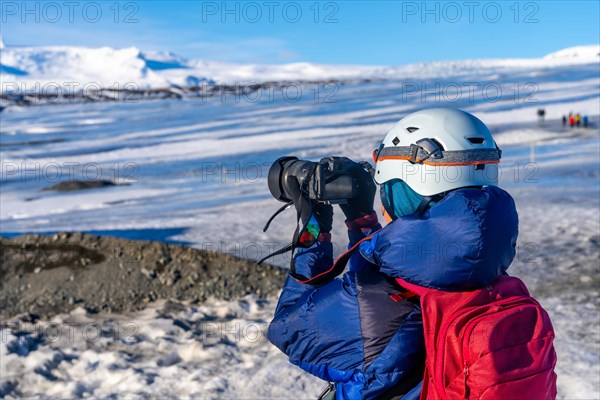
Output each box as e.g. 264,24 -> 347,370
463,360 -> 470,399
434,306 -> 477,399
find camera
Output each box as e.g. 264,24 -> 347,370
267,156 -> 361,204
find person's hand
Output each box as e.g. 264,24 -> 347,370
286,177 -> 333,246
339,161 -> 377,221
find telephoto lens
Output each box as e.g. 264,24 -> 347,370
267,156 -> 360,204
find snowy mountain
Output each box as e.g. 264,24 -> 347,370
544,44 -> 600,60
0,44 -> 379,92
0,46 -> 185,91
1,43 -> 598,93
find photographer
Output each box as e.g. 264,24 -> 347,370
267,109 -> 524,399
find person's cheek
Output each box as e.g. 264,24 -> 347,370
381,205 -> 393,224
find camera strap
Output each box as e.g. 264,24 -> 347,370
289,231 -> 378,285
262,201 -> 293,233
257,201 -> 311,267
258,166 -> 316,266
257,242 -> 294,265
257,201 -> 294,265
259,202 -> 379,285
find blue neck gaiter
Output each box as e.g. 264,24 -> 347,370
381,179 -> 425,219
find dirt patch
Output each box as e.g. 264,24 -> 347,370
42,180 -> 122,192
0,233 -> 286,319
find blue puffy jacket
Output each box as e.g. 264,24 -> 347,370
269,186 -> 519,399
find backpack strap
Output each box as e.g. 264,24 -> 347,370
389,291 -> 418,303
395,277 -> 437,297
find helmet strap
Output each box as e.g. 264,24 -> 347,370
415,196 -> 434,216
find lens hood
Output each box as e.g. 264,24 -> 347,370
268,156 -> 298,202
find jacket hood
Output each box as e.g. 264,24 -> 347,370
362,186 -> 518,291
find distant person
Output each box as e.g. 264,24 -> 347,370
569,115 -> 575,128
537,108 -> 546,124
575,113 -> 581,127
583,115 -> 589,128
562,115 -> 567,128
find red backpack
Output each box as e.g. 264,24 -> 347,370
396,275 -> 557,399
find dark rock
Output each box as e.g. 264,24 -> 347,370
42,180 -> 123,192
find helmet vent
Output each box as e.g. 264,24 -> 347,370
392,136 -> 400,145
467,137 -> 485,144
406,127 -> 419,133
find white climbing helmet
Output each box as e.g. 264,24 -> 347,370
373,108 -> 501,196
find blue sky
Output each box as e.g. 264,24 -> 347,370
2,1 -> 599,65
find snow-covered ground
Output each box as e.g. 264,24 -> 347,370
1,45 -> 599,398
1,297 -> 321,399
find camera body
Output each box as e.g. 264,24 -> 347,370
268,156 -> 360,204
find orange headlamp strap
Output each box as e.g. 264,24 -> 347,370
374,141 -> 501,167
